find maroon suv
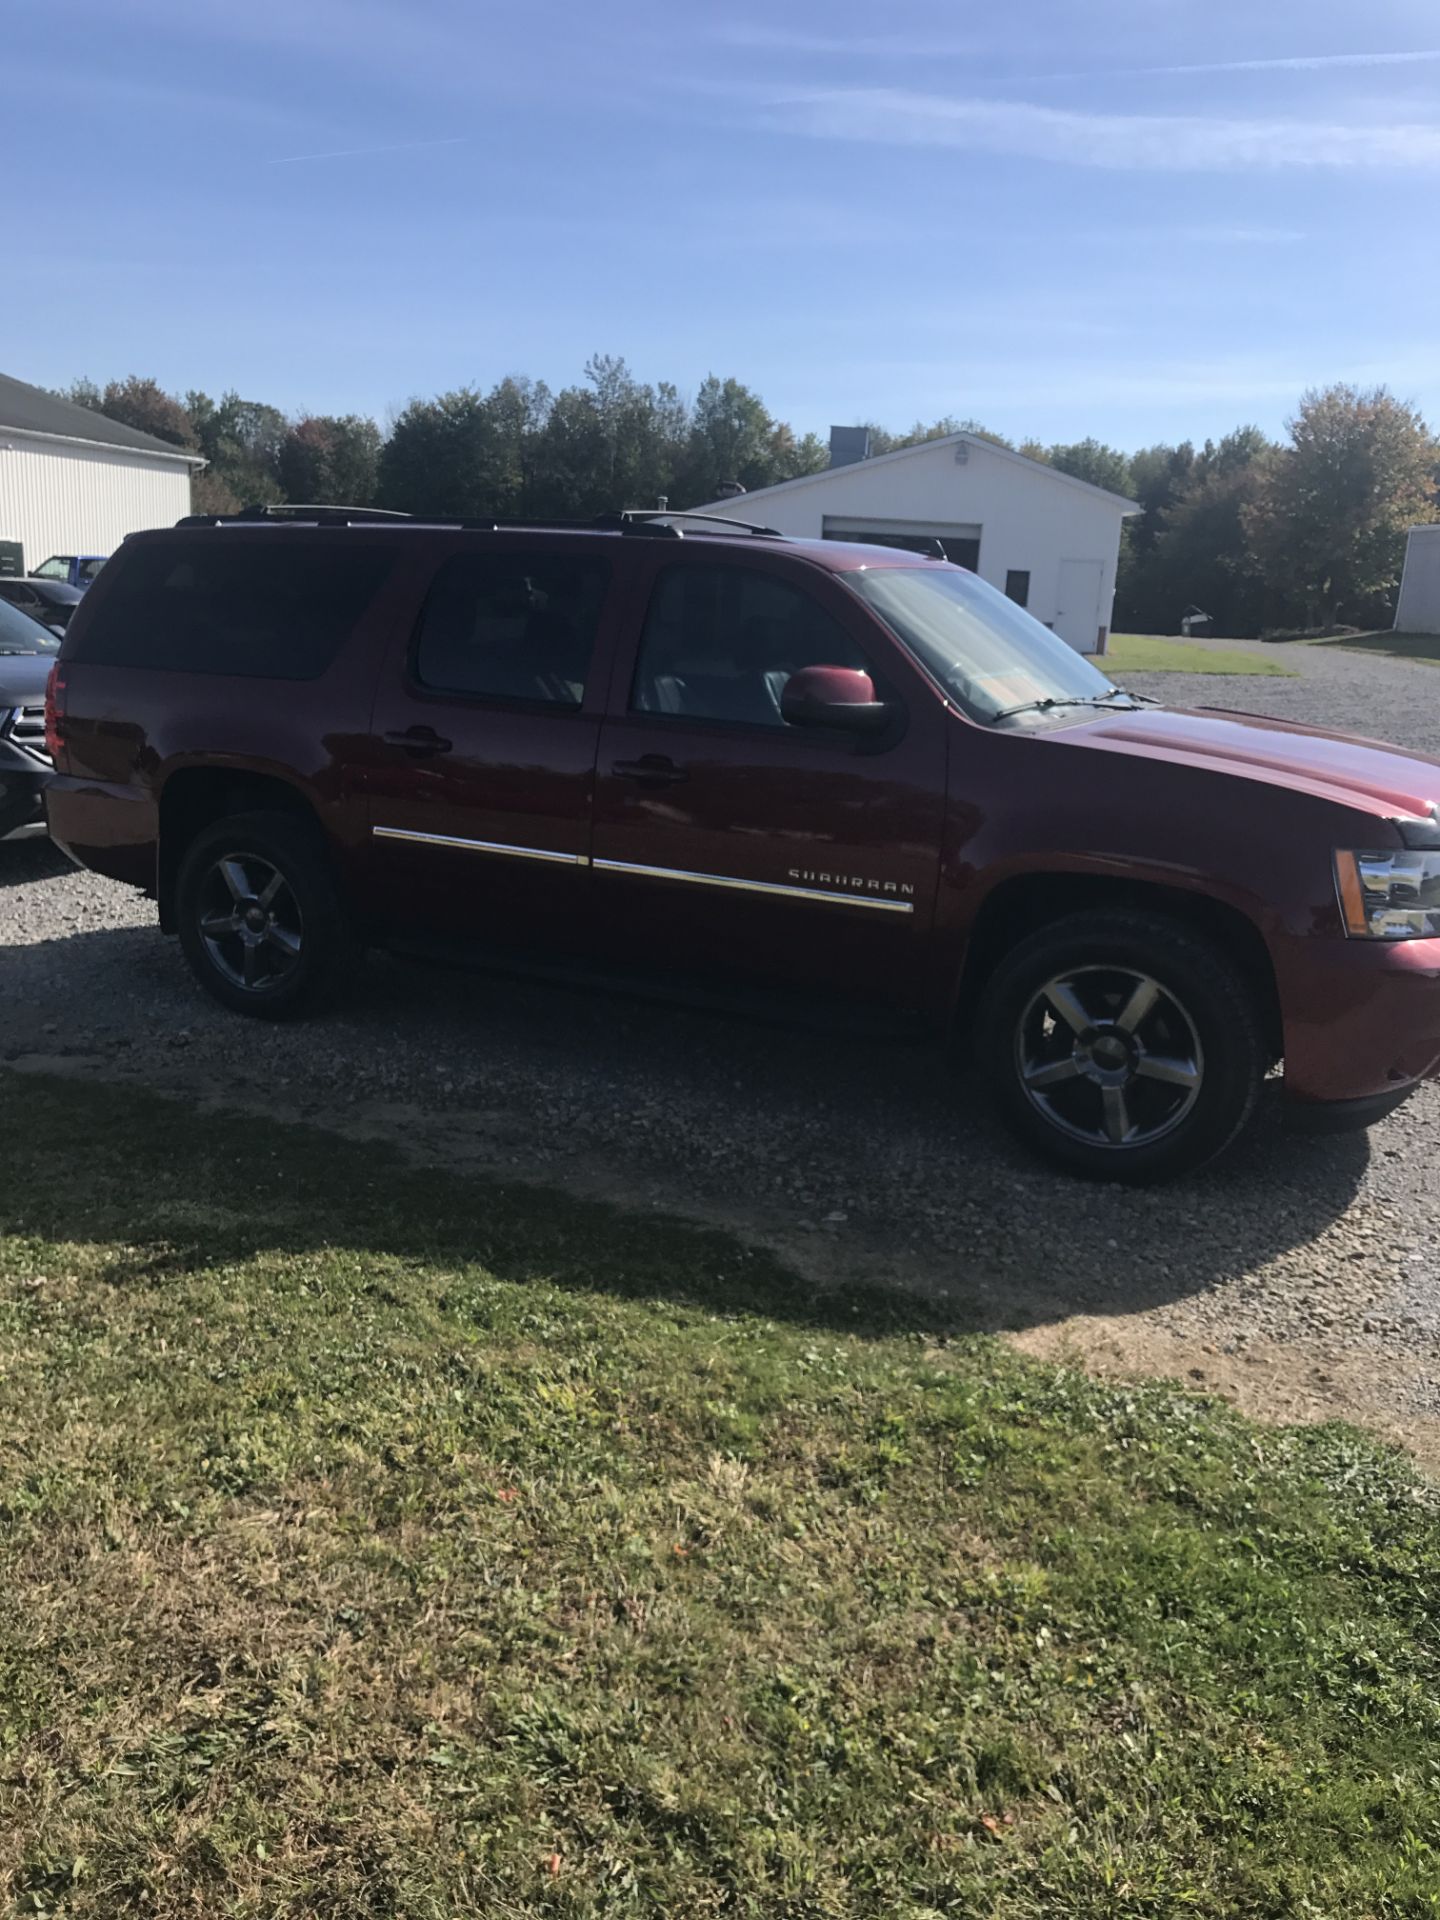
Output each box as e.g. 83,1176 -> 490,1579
43,507 -> 1440,1182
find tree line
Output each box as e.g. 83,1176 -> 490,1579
58,361 -> 1439,637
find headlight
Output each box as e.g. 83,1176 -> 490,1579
1335,849 -> 1440,939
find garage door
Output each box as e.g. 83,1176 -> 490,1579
822,516 -> 981,570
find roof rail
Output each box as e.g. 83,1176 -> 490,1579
176,502 -> 416,528
168,505 -> 786,539
618,508 -> 785,539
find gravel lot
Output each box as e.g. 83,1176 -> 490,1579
4,634 -> 1440,1460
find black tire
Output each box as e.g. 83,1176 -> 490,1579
976,909 -> 1266,1184
175,811 -> 356,1020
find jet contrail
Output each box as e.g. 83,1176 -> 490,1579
269,136 -> 468,165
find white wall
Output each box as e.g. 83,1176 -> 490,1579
698,437 -> 1132,651
1396,525 -> 1440,636
0,433 -> 194,571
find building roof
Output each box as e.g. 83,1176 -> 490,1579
0,371 -> 205,464
697,431 -> 1141,516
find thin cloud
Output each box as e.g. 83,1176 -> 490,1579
269,136 -> 468,165
713,24 -> 1440,78
1063,48 -> 1440,78
762,89 -> 1440,171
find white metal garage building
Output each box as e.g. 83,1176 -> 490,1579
695,428 -> 1140,654
0,370 -> 201,576
1396,524 -> 1440,636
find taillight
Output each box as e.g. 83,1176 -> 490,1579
44,664 -> 68,763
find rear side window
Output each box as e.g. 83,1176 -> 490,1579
68,541 -> 390,679
414,552 -> 608,707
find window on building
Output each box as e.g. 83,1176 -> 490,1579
631,564 -> 869,727
1005,569 -> 1031,608
415,552 -> 608,707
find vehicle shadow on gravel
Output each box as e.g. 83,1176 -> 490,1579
0,839 -> 70,888
2,924 -> 1375,1339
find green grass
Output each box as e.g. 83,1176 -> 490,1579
1313,630 -> 1440,667
3,1074 -> 1440,1918
1091,634 -> 1294,675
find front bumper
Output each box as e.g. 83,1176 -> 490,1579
1280,933 -> 1440,1114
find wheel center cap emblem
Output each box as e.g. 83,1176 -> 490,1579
245,908 -> 266,931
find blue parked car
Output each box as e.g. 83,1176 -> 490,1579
30,553 -> 107,589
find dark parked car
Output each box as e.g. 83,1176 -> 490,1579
31,554 -> 107,589
44,508 -> 1440,1181
0,575 -> 85,633
0,596 -> 59,838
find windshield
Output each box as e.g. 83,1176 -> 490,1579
0,597 -> 61,654
844,564 -> 1120,723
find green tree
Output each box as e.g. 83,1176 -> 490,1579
278,415 -> 383,506
186,390 -> 288,506
1113,443 -> 1198,632
1249,384 -> 1439,628
677,376 -> 802,503
377,389 -> 506,518
56,377 -> 103,412
1148,429 -> 1277,637
1047,438 -> 1133,498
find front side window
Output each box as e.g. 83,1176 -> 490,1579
631,564 -> 868,727
78,557 -> 106,584
415,552 -> 608,707
845,564 -> 1117,723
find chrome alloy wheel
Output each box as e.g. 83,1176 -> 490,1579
1015,966 -> 1204,1149
197,852 -> 305,993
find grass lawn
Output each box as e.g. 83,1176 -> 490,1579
3,1075 -> 1440,1917
1315,630 -> 1440,668
1091,634 -> 1294,676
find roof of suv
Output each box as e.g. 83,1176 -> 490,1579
150,505 -> 942,573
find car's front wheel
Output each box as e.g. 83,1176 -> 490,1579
175,811 -> 355,1019
977,909 -> 1267,1183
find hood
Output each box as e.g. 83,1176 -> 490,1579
0,650 -> 55,709
1063,703 -> 1440,827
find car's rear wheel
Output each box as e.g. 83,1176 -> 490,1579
977,909 -> 1266,1183
176,811 -> 355,1019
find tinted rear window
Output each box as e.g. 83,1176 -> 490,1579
69,540 -> 390,679
414,551 -> 609,707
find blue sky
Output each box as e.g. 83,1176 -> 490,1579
9,0 -> 1440,450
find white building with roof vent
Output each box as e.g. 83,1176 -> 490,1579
695,428 -> 1141,654
0,370 -> 203,576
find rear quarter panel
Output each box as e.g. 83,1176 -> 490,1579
48,536 -> 437,896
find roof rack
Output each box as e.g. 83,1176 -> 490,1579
169,505 -> 787,540
616,508 -> 785,539
176,502 -> 417,528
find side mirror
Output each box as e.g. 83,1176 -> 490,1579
781,665 -> 890,733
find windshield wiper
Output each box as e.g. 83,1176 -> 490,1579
988,687 -> 1157,724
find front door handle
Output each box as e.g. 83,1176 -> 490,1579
612,754 -> 687,788
384,726 -> 453,757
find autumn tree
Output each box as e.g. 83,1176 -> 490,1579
1250,385 -> 1439,628
60,375 -> 196,449
278,415 -> 382,506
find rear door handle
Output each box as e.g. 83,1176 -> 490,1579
612,755 -> 687,788
384,726 -> 453,757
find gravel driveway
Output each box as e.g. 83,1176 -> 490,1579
4,635 -> 1440,1461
